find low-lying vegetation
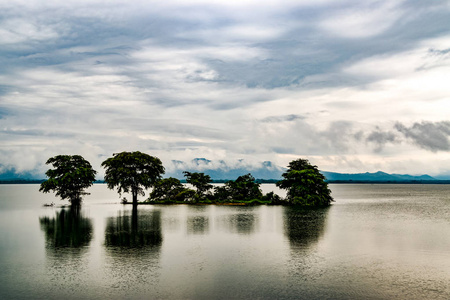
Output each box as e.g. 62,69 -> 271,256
40,151 -> 333,207
144,173 -> 273,205
143,158 -> 333,206
142,160 -> 333,206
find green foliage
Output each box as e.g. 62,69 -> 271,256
101,151 -> 164,205
39,155 -> 97,206
276,159 -> 333,207
240,198 -> 272,205
212,185 -> 230,202
149,177 -> 194,203
262,191 -> 284,205
183,171 -> 213,197
176,189 -> 196,202
214,173 -> 263,202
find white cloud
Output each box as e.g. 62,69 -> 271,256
1,0 -> 450,177
0,18 -> 58,44
319,1 -> 404,38
344,37 -> 450,79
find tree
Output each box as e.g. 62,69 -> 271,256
276,159 -> 333,206
183,171 -> 213,197
149,177 -> 194,202
262,191 -> 283,205
101,151 -> 165,205
214,173 -> 263,202
39,155 -> 97,206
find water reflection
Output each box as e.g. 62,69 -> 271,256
187,216 -> 209,235
216,208 -> 257,235
39,207 -> 94,293
103,208 -> 163,296
284,206 -> 329,248
39,206 -> 93,249
105,207 -> 162,248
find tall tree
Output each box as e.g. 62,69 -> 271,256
101,151 -> 165,205
276,159 -> 333,206
39,155 -> 97,206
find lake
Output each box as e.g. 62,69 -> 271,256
0,184 -> 449,299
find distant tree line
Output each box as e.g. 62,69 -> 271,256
39,152 -> 333,207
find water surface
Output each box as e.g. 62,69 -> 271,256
0,184 -> 449,299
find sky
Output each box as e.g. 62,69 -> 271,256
1,0 -> 450,178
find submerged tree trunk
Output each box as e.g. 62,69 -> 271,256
131,205 -> 138,233
132,188 -> 138,206
70,194 -> 82,207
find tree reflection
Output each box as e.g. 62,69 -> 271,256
187,216 -> 209,235
217,211 -> 257,235
105,207 -> 162,248
103,208 -> 163,293
284,206 -> 329,248
39,206 -> 93,249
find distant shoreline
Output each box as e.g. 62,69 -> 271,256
2,179 -> 450,184
326,180 -> 450,184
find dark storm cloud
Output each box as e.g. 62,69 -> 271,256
395,121 -> 450,152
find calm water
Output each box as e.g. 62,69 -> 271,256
1,184 -> 450,299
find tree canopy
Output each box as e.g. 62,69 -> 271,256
39,155 -> 97,206
101,151 -> 165,205
39,153 -> 333,207
214,173 -> 263,202
276,159 -> 333,206
183,171 -> 213,197
149,177 -> 194,203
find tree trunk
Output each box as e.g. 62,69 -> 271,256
71,194 -> 82,207
131,205 -> 138,233
132,188 -> 138,206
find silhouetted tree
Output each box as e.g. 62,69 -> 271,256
101,151 -> 164,205
213,185 -> 230,202
214,173 -> 263,202
262,191 -> 284,205
183,171 -> 213,198
276,159 -> 333,206
149,177 -> 194,202
39,155 -> 97,206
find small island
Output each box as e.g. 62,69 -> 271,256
40,152 -> 334,207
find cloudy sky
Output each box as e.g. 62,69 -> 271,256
1,0 -> 450,178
